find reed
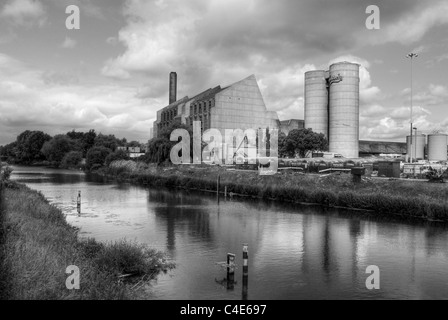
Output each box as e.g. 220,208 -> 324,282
105,161 -> 448,221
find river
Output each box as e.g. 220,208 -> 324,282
10,165 -> 448,300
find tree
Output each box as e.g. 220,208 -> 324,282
66,129 -> 97,157
0,142 -> 18,162
105,149 -> 129,167
86,146 -> 112,170
15,130 -> 51,163
283,128 -> 328,158
146,122 -> 192,164
94,133 -> 123,152
41,135 -> 82,166
61,151 -> 83,168
127,140 -> 141,148
278,131 -> 288,158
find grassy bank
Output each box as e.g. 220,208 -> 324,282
0,181 -> 174,300
102,160 -> 448,222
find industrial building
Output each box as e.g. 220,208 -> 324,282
279,119 -> 305,135
153,72 -> 279,138
405,133 -> 448,162
153,68 -> 446,161
304,61 -> 360,158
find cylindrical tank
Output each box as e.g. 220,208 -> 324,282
328,62 -> 360,158
406,133 -> 426,160
427,134 -> 448,161
304,70 -> 328,137
169,72 -> 177,104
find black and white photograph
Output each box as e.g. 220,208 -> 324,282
1,0 -> 448,306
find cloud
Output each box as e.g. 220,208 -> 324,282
0,53 -> 156,145
362,0 -> 448,45
401,84 -> 448,106
61,36 -> 77,49
1,0 -> 46,27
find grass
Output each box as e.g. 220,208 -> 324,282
104,160 -> 448,221
0,181 -> 174,300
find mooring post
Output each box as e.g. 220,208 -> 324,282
242,243 -> 248,300
76,190 -> 81,214
227,253 -> 235,290
224,186 -> 227,199
217,174 -> 220,203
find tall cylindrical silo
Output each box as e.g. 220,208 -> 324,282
304,70 -> 329,137
406,134 -> 426,160
328,62 -> 360,158
427,134 -> 447,161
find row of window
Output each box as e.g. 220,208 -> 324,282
162,108 -> 178,122
187,114 -> 210,131
190,99 -> 213,115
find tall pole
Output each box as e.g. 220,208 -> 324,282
407,53 -> 418,163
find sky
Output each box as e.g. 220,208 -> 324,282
0,0 -> 447,145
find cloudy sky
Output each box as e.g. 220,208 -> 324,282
0,0 -> 448,145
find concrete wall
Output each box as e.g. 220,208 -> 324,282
211,75 -> 279,133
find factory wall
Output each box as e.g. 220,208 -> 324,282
211,75 -> 279,133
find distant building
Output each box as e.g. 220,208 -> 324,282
153,74 -> 279,138
358,140 -> 407,157
117,146 -> 145,158
279,119 -> 305,135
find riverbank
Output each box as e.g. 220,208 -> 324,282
0,181 -> 174,300
100,161 -> 448,222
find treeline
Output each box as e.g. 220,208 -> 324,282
0,130 -> 144,170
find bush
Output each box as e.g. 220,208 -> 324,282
61,151 -> 83,168
105,150 -> 129,167
86,146 -> 112,170
93,239 -> 174,276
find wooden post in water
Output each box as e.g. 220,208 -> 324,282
76,191 -> 81,214
224,186 -> 227,199
217,174 -> 220,203
227,253 -> 235,290
242,244 -> 248,300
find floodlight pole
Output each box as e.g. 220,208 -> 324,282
407,53 -> 418,163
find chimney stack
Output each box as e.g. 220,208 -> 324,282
169,72 -> 177,104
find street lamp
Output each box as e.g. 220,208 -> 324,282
413,127 -> 418,162
406,53 -> 418,163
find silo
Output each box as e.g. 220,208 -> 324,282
406,134 -> 426,160
427,134 -> 448,161
328,62 -> 360,158
304,70 -> 329,137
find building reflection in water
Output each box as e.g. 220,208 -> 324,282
148,189 -> 213,253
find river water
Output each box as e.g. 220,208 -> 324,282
10,166 -> 448,300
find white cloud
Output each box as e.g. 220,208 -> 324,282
1,0 -> 46,27
61,36 -> 77,49
364,1 -> 448,45
0,53 -> 156,144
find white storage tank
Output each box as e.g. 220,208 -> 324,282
406,133 -> 426,160
328,62 -> 360,158
304,70 -> 329,137
427,134 -> 448,161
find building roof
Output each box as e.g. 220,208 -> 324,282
359,140 -> 407,154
